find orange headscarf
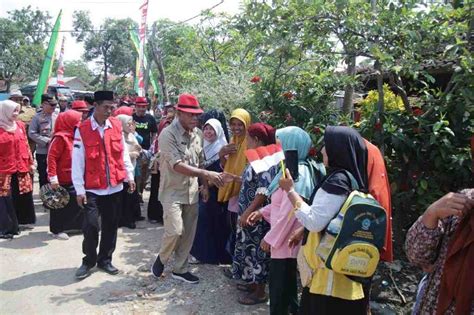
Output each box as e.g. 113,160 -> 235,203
365,139 -> 393,262
218,108 -> 251,202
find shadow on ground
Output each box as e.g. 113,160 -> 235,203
1,268 -> 78,291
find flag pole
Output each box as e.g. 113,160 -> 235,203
32,10 -> 62,106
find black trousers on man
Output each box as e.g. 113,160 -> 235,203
35,153 -> 48,187
82,191 -> 121,267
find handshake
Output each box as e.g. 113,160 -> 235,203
202,170 -> 241,188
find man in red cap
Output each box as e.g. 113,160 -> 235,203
133,96 -> 157,206
71,100 -> 90,121
151,93 -> 225,284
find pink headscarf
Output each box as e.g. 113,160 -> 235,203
0,100 -> 20,133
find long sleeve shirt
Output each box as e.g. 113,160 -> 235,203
27,112 -> 53,154
260,188 -> 302,259
72,116 -> 134,196
295,188 -> 347,232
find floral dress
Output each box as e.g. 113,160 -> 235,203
231,164 -> 277,284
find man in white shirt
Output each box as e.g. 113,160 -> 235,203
72,90 -> 135,280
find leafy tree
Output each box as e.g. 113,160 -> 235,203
72,11 -> 137,89
0,6 -> 51,91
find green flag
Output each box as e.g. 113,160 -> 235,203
33,10 -> 62,106
129,29 -> 159,94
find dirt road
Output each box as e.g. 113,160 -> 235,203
0,194 -> 267,315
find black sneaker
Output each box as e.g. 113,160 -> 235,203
151,255 -> 164,278
75,264 -> 92,280
172,272 -> 199,284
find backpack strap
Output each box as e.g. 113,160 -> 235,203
339,169 -> 359,191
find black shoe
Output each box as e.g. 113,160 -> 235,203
172,272 -> 199,284
75,264 -> 92,280
151,255 -> 164,278
97,263 -> 119,275
125,222 -> 136,229
136,216 -> 146,221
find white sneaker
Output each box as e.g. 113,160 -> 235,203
52,232 -> 69,240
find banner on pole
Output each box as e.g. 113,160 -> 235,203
57,37 -> 65,86
33,10 -> 62,106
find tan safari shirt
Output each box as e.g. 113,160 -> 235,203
158,119 -> 204,205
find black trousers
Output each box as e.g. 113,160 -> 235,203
82,191 -> 121,267
270,258 -> 299,315
147,172 -> 163,222
119,182 -> 140,227
35,154 -> 48,187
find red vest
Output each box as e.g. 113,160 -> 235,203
79,117 -> 126,189
0,121 -> 32,174
48,135 -> 74,185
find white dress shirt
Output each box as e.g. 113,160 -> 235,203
72,115 -> 134,196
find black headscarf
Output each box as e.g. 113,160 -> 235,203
199,108 -> 230,142
321,126 -> 368,195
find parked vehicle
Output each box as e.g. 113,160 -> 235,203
20,85 -> 74,104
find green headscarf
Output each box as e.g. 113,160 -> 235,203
266,126 -> 325,200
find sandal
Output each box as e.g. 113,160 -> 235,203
236,283 -> 254,292
222,267 -> 234,279
238,294 -> 268,305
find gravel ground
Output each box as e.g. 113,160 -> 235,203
0,189 -> 267,315
0,185 -> 419,315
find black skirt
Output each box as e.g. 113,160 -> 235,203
299,287 -> 367,315
0,196 -> 19,237
49,184 -> 84,234
11,174 -> 35,225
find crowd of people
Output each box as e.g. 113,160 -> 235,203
0,90 -> 472,314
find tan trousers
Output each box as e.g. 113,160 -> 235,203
159,202 -> 199,273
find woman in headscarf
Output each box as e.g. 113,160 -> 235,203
189,118 -> 231,264
217,108 -> 251,266
147,105 -> 176,223
47,110 -> 85,240
280,126 -> 369,314
247,126 -> 326,314
230,122 -> 277,305
0,100 -> 35,238
116,114 -> 142,229
406,187 -> 473,314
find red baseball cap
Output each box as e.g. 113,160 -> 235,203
135,96 -> 148,107
71,100 -> 89,112
175,93 -> 203,114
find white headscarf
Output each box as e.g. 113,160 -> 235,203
0,100 -> 20,133
203,118 -> 227,166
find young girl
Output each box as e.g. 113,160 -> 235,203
248,126 -> 325,314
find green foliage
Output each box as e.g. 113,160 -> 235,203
359,84 -> 405,117
72,11 -> 138,89
0,6 -> 52,91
